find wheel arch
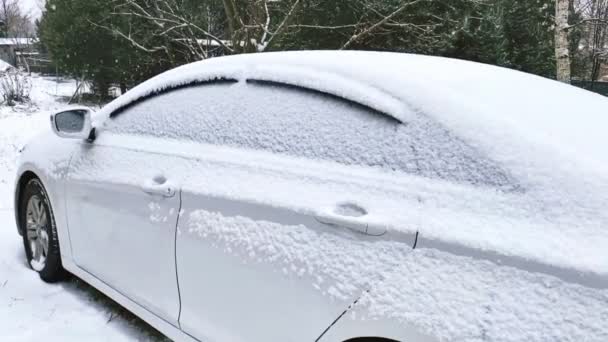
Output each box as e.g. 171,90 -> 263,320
14,170 -> 41,236
343,338 -> 400,342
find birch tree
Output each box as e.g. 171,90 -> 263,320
555,0 -> 572,82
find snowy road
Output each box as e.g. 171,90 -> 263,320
0,76 -> 167,341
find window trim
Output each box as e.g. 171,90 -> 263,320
103,78 -> 519,191
108,78 -> 239,119
246,79 -> 403,125
108,77 -> 404,126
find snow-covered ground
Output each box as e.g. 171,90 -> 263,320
0,75 -> 167,341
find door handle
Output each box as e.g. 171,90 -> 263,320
141,176 -> 177,198
315,203 -> 386,236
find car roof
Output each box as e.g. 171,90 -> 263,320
104,51 -> 414,123
99,51 -> 608,173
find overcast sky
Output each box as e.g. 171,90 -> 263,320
20,0 -> 43,19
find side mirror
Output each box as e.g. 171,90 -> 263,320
50,108 -> 95,141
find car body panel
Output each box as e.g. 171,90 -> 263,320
93,51 -> 608,283
176,201 -> 351,342
15,131 -> 77,260
67,133 -> 423,341
14,135 -> 195,341
13,51 -> 608,342
63,260 -> 198,342
66,141 -> 182,326
333,247 -> 608,342
176,178 -> 408,341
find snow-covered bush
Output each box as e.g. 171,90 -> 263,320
0,71 -> 32,106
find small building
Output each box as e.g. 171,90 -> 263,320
0,38 -> 35,67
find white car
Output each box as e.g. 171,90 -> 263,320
14,51 -> 608,342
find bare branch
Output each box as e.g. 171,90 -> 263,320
107,0 -> 234,58
264,0 -> 302,51
341,0 -> 426,50
259,0 -> 271,47
89,19 -> 169,55
289,24 -> 359,30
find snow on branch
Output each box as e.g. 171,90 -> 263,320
101,0 -> 491,60
99,0 -> 234,63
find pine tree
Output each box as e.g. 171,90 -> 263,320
38,0 -> 169,98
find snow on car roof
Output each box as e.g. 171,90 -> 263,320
101,51 -> 608,172
97,51 -> 608,281
103,53 -> 413,124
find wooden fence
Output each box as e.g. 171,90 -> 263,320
571,80 -> 608,97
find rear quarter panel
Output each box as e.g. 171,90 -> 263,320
324,248 -> 608,342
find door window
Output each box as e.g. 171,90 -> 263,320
106,81 -> 515,189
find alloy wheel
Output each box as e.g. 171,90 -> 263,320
25,195 -> 49,271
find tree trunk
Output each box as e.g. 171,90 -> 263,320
223,0 -> 243,52
555,0 -> 571,83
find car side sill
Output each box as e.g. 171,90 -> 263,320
63,260 -> 199,342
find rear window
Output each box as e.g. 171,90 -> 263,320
106,81 -> 516,189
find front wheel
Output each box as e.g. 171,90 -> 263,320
19,178 -> 67,282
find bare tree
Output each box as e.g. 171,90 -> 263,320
573,0 -> 608,80
222,0 -> 304,52
0,0 -> 35,37
101,0 -> 306,60
221,0 -> 449,52
0,0 -> 35,73
99,0 -> 488,69
0,1 -> 34,104
97,0 -> 230,63
339,0 -> 427,49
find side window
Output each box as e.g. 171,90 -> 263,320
107,81 -> 514,188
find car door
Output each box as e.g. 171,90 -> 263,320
170,80 -> 516,342
65,120 -> 182,326
164,81 -> 424,342
162,80 -> 487,342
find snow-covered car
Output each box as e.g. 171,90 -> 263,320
13,51 -> 608,342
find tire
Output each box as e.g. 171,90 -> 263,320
344,339 -> 400,342
19,178 -> 67,283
